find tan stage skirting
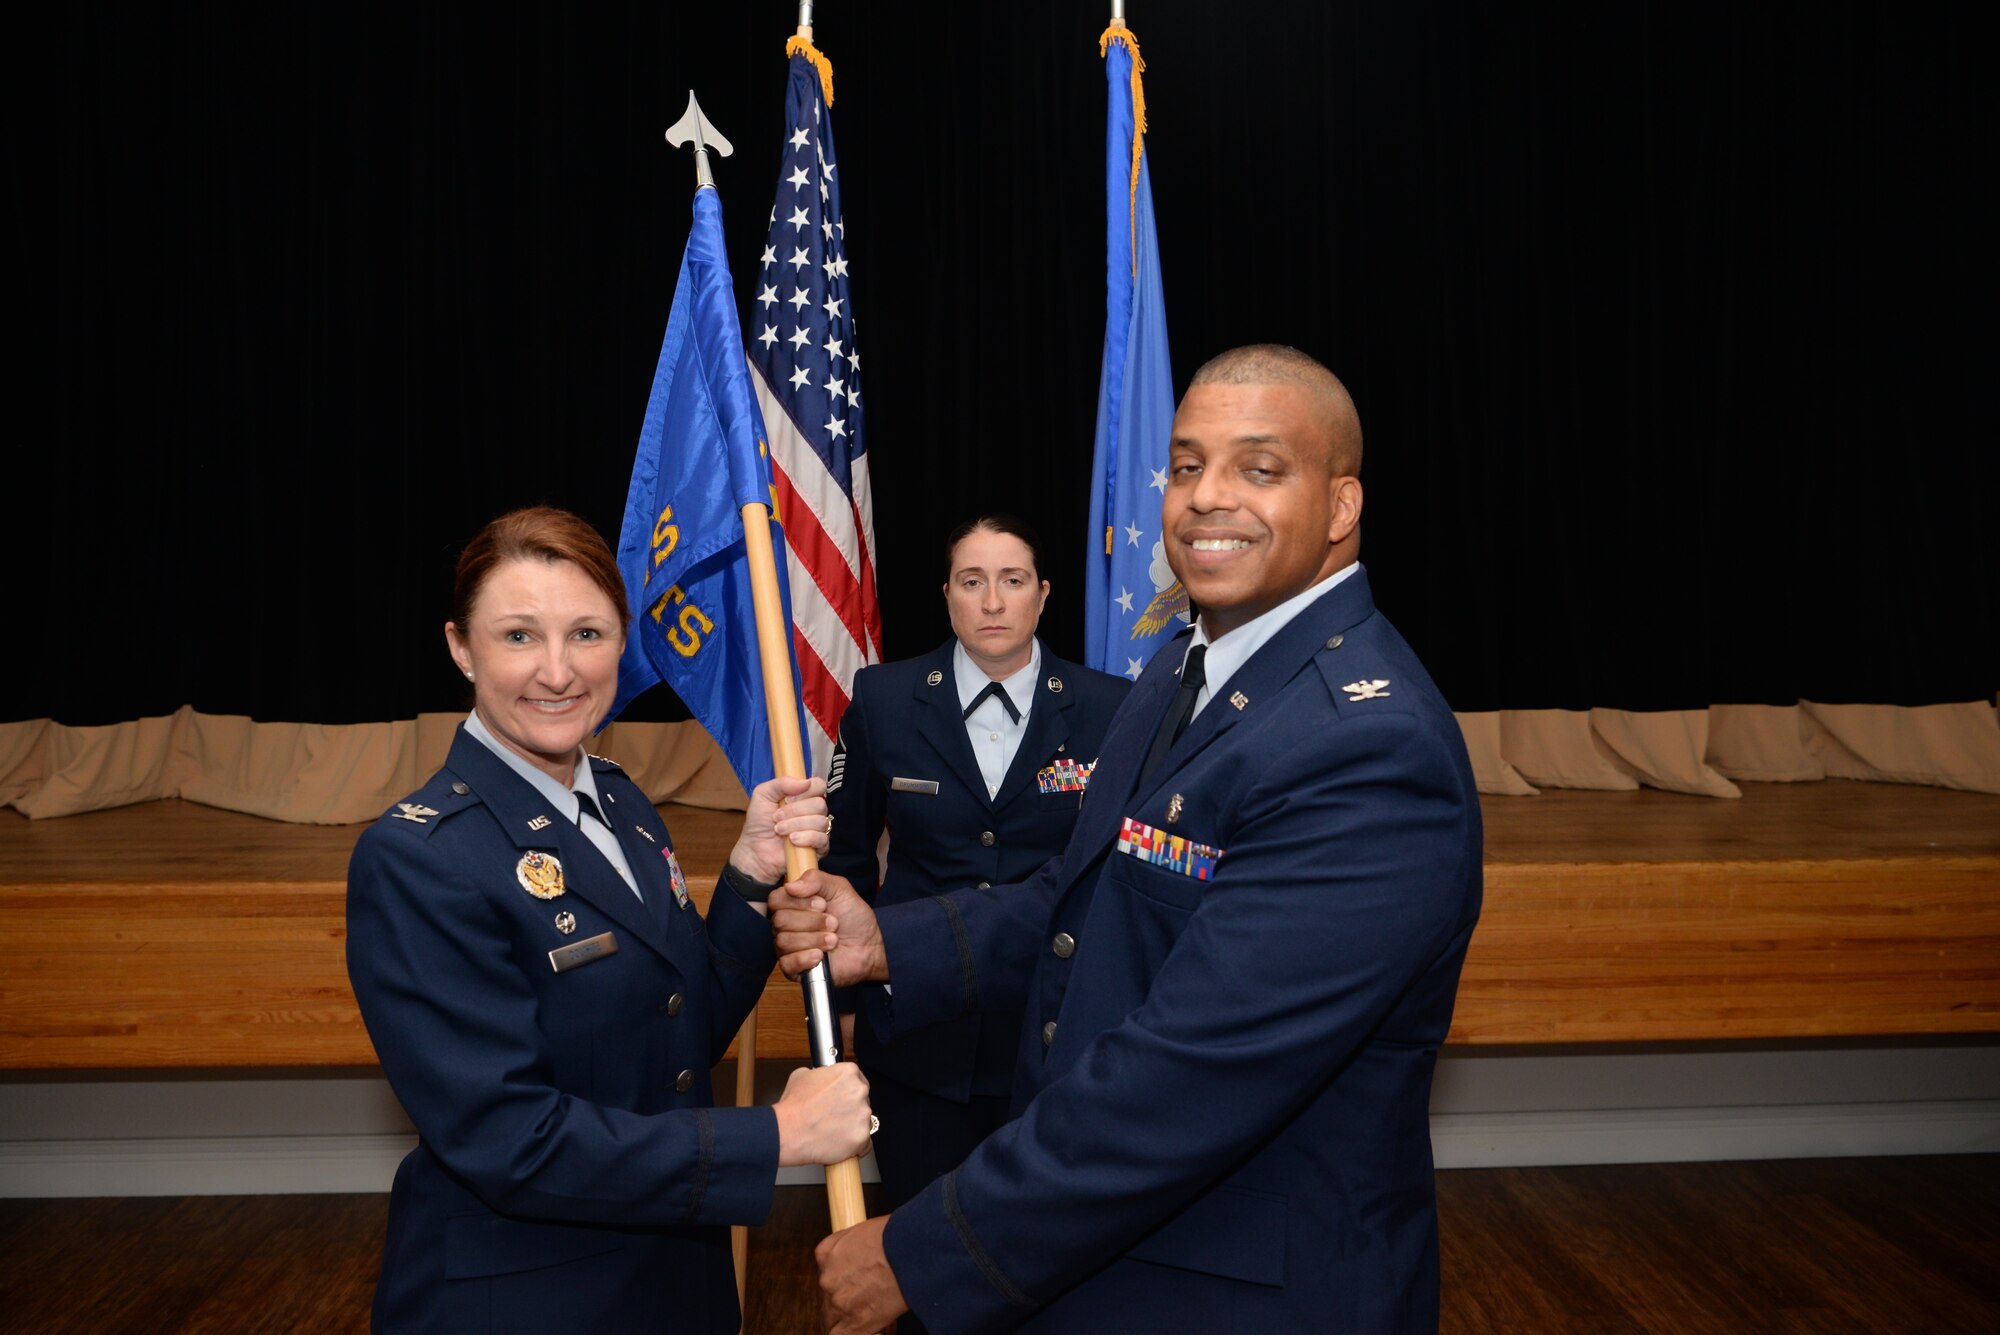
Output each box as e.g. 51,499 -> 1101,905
3,700 -> 1998,822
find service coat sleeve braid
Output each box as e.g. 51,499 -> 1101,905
698,872 -> 783,1058
346,824 -> 780,1229
868,848 -> 1068,1038
880,708 -> 1481,1332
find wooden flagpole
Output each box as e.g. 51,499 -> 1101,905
741,496 -> 871,1235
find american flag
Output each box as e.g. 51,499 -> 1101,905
746,39 -> 882,774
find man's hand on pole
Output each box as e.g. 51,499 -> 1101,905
772,870 -> 887,986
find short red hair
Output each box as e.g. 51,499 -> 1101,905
452,507 -> 630,635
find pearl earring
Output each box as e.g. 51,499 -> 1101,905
464,671 -> 474,681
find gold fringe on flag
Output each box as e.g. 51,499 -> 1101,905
787,34 -> 836,105
1098,22 -> 1150,277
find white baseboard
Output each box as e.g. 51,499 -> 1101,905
2,1102 -> 1992,1197
1432,1099 -> 2000,1168
0,1133 -> 880,1198
0,1133 -> 417,1198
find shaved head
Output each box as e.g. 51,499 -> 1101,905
1188,344 -> 1362,476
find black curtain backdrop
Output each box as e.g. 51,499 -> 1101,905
30,2 -> 1995,727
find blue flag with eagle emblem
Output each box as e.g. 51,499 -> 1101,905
609,184 -> 810,794
1085,23 -> 1182,680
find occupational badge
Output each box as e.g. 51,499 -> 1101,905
634,825 -> 656,843
1166,793 -> 1184,823
516,850 -> 566,900
663,848 -> 691,908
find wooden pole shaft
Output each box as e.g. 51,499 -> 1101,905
739,499 -> 870,1233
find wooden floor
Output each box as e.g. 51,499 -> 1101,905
0,1157 -> 1992,1333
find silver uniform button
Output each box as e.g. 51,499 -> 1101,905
451,782 -> 470,795
975,881 -> 991,890
661,993 -> 684,1017
1051,932 -> 1076,959
675,1069 -> 695,1094
1041,1021 -> 1058,1046
979,830 -> 995,847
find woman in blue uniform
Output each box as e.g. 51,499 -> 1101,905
821,516 -> 1130,1231
346,506 -> 872,1334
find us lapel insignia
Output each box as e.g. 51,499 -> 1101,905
526,814 -> 552,831
1048,676 -> 1064,693
554,910 -> 577,935
1342,679 -> 1392,701
516,850 -> 566,900
926,670 -> 944,686
392,803 -> 439,823
1229,691 -> 1249,711
634,825 -> 656,843
664,848 -> 692,908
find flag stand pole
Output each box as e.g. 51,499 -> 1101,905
731,1007 -> 756,1316
741,497 -> 871,1234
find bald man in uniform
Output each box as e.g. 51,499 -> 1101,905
777,344 -> 1483,1334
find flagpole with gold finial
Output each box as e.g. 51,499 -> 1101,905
747,0 -> 871,1242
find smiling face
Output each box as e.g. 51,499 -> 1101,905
1163,380 -> 1363,642
943,527 -> 1049,679
445,556 -> 625,785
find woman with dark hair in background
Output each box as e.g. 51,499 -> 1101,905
346,505 -> 872,1334
821,515 -> 1129,1283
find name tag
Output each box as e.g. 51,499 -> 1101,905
890,777 -> 940,795
549,931 -> 619,974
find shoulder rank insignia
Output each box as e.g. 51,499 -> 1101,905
1037,757 -> 1096,795
1116,816 -> 1222,881
1342,679 -> 1392,701
517,850 -> 566,900
392,803 -> 439,823
663,848 -> 691,908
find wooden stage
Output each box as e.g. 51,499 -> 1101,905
3,780 -> 1997,1070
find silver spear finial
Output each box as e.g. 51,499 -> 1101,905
664,91 -> 733,190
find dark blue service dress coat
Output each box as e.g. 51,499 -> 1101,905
346,727 -> 779,1335
821,640 -> 1130,1103
869,569 -> 1484,1333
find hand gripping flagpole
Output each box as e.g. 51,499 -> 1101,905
665,92 -> 872,1247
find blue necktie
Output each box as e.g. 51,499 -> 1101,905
1139,645 -> 1206,786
